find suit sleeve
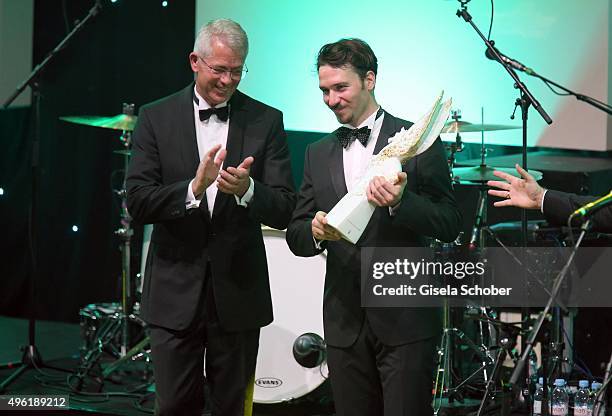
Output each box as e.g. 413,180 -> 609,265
286,144 -> 326,257
392,138 -> 462,242
247,110 -> 296,230
544,190 -> 612,233
126,107 -> 191,224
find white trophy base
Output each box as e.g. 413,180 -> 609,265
326,158 -> 401,244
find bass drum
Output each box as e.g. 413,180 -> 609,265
254,227 -> 328,404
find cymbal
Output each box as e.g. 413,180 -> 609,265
453,165 -> 543,183
441,120 -> 520,134
60,114 -> 138,131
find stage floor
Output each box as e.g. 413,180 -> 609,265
2,316 -> 581,416
0,316 -> 332,415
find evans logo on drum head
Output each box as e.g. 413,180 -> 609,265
255,377 -> 283,388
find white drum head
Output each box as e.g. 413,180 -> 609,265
254,228 -> 328,403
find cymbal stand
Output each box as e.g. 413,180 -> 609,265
476,333 -> 518,416
73,104 -> 151,387
435,138 -> 501,414
446,109 -> 464,182
433,241 -> 497,415
115,103 -> 135,357
434,302 -> 497,414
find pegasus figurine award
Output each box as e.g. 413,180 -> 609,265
325,91 -> 453,244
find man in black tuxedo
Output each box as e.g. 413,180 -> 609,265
126,19 -> 295,416
488,164 -> 612,232
286,38 -> 462,416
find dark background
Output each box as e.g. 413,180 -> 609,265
1,0 -> 196,323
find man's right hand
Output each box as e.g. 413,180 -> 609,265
192,144 -> 227,197
312,211 -> 341,242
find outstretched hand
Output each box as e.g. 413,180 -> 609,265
487,164 -> 545,210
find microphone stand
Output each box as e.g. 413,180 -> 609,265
529,73 -> 612,116
455,2 -> 553,414
508,219 -> 592,415
0,1 -> 102,393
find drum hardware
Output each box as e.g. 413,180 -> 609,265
102,335 -> 152,379
432,237 -> 500,415
62,104 -> 152,388
442,109 -> 541,186
436,128 -> 541,413
475,328 -> 521,416
441,108 -> 520,177
445,109 -> 465,176
114,103 -> 136,359
71,305 -> 123,392
434,301 -> 497,415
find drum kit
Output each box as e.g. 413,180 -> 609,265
60,104 -> 150,390
59,106 -> 543,409
434,109 -> 545,414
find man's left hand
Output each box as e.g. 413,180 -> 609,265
218,156 -> 254,197
366,172 -> 407,207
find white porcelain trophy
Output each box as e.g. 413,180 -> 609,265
325,91 -> 453,244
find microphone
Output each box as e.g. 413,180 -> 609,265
292,333 -> 326,368
469,192 -> 487,250
571,191 -> 612,218
485,42 -> 535,76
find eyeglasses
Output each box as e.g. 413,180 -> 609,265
198,56 -> 248,80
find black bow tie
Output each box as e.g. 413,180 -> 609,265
336,126 -> 371,148
199,106 -> 229,122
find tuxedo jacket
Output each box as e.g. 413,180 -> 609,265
544,190 -> 612,233
286,112 -> 462,348
126,84 -> 295,332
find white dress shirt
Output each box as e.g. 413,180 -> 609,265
186,86 -> 254,216
342,107 -> 384,192
314,106 -> 394,249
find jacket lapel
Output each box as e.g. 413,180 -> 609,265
373,111 -> 397,156
178,84 -> 212,218
178,85 -> 200,174
212,91 -> 246,217
329,130 -> 348,200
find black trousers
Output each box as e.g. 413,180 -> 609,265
327,318 -> 439,416
148,271 -> 259,416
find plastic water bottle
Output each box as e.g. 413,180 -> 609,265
590,382 -> 604,416
551,378 -> 569,416
533,377 -> 544,416
574,380 -> 591,416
